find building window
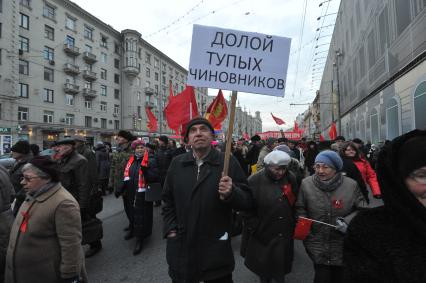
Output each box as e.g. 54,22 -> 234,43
43,88 -> 54,103
84,26 -> 93,40
414,81 -> 426,129
43,110 -> 54,124
100,85 -> 107,96
386,98 -> 400,139
114,58 -> 119,69
84,100 -> 92,109
66,94 -> 74,106
18,107 -> 28,121
44,67 -> 54,82
65,16 -> 76,31
85,44 -> 92,52
114,89 -> 120,100
114,74 -> 119,84
85,116 -> 92,127
100,101 -> 107,112
20,13 -> 29,29
114,104 -> 119,115
395,0 -> 411,36
100,35 -> 107,48
162,75 -> 166,85
155,72 -> 159,81
155,85 -> 158,94
20,0 -> 31,7
66,35 -> 75,47
154,57 -> 159,68
114,120 -> 119,130
19,36 -> 29,52
44,25 -> 54,40
145,53 -> 151,64
43,46 -> 54,61
43,3 -> 55,20
369,109 -> 380,144
19,60 -> 29,75
19,83 -> 29,98
100,68 -> 107,80
65,114 -> 74,125
101,118 -> 107,129
101,52 -> 107,63
146,68 -> 150,78
114,42 -> 120,54
84,81 -> 92,89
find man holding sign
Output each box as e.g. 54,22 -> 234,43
162,118 -> 254,283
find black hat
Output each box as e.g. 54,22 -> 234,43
29,144 -> 40,156
29,156 -> 59,182
117,130 -> 136,142
335,135 -> 346,142
11,140 -> 30,154
55,138 -> 75,146
251,135 -> 261,142
398,136 -> 426,179
184,118 -> 214,139
352,138 -> 363,144
159,135 -> 169,144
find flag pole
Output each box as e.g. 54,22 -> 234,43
299,216 -> 337,228
222,90 -> 237,177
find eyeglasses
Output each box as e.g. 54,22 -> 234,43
313,163 -> 333,170
409,170 -> 426,184
22,176 -> 41,182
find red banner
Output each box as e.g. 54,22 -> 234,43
256,131 -> 301,140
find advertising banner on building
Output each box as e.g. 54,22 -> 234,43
257,131 -> 301,140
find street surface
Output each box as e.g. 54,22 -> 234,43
85,194 -> 314,282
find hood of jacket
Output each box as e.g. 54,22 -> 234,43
377,129 -> 426,237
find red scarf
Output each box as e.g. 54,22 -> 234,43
123,151 -> 149,192
281,183 -> 295,206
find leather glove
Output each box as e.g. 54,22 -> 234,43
335,217 -> 348,234
62,276 -> 81,283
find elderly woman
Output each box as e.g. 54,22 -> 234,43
344,130 -> 426,282
295,150 -> 365,283
241,151 -> 299,283
5,156 -> 86,283
116,139 -> 159,255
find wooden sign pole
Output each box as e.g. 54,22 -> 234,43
223,91 -> 238,176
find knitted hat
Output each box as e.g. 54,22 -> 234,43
11,140 -> 30,154
131,139 -> 146,149
117,130 -> 136,142
398,136 -> 426,179
55,138 -> 75,146
315,150 -> 343,171
159,135 -> 169,144
29,156 -> 59,182
264,151 -> 291,166
184,118 -> 214,139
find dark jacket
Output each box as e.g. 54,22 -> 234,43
162,149 -> 254,281
156,146 -> 172,184
344,130 -> 426,283
246,144 -> 261,166
9,154 -> 31,215
241,169 -> 298,279
57,150 -> 90,210
76,144 -> 98,192
341,157 -> 369,203
0,165 -> 14,283
95,144 -> 110,180
109,142 -> 132,191
304,143 -> 319,174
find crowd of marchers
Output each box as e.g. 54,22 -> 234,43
0,118 -> 425,283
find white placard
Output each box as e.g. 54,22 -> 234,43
188,25 -> 291,97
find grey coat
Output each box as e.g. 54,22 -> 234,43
295,175 -> 365,266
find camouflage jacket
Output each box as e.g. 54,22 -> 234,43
108,141 -> 133,190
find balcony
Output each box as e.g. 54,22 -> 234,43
82,70 -> 97,81
82,88 -> 97,99
63,63 -> 80,75
144,87 -> 154,96
123,65 -> 139,77
63,83 -> 80,94
82,51 -> 97,63
63,43 -> 80,56
145,101 -> 155,109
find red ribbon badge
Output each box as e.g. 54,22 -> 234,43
282,184 -> 295,206
20,211 -> 30,233
332,199 -> 343,209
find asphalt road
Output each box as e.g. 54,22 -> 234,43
85,194 -> 314,283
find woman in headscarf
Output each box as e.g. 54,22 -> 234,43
295,150 -> 366,283
5,156 -> 87,283
344,130 -> 426,282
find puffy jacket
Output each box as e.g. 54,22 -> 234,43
352,158 -> 381,196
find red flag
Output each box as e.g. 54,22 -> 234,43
329,122 -> 337,140
271,113 -> 285,125
293,217 -> 313,240
164,85 -> 199,134
145,106 -> 158,132
282,184 -> 295,206
319,134 -> 325,141
294,121 -> 299,132
205,90 -> 228,129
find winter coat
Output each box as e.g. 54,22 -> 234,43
304,145 -> 319,174
352,157 -> 381,196
233,150 -> 248,176
76,144 -> 98,192
95,145 -> 110,180
246,144 -> 261,166
57,150 -> 90,210
341,157 -> 369,203
9,155 -> 31,215
156,147 -> 172,185
0,165 -> 14,283
295,175 -> 365,266
344,130 -> 426,283
162,149 -> 254,282
256,146 -> 272,171
5,183 -> 87,283
241,169 -> 299,279
109,141 -> 132,191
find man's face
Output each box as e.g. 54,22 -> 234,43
188,124 -> 213,151
266,165 -> 287,180
288,142 -> 295,149
116,136 -> 127,145
56,144 -> 73,157
159,140 -> 166,148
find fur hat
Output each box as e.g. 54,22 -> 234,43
315,150 -> 343,171
184,118 -> 214,139
29,156 -> 59,182
117,130 -> 136,142
11,140 -> 30,154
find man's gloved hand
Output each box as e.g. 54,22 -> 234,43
335,217 -> 348,234
62,276 -> 81,283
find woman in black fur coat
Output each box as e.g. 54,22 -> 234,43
343,130 -> 426,282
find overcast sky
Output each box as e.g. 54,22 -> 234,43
72,0 -> 340,131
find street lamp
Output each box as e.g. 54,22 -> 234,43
317,13 -> 337,21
